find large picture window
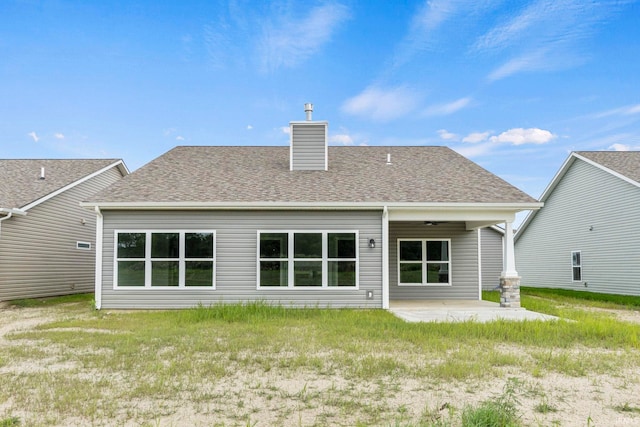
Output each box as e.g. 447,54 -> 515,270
571,251 -> 582,281
115,231 -> 215,288
258,231 -> 358,288
398,239 -> 451,286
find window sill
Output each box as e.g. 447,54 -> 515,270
113,286 -> 216,290
257,286 -> 360,290
398,283 -> 452,287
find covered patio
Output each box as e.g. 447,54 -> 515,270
381,205 -> 534,310
389,300 -> 558,323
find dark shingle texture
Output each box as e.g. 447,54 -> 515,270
576,151 -> 640,184
90,146 -> 536,204
0,159 -> 120,209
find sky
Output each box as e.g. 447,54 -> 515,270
2,0 -> 640,209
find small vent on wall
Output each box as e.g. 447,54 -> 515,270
76,241 -> 91,250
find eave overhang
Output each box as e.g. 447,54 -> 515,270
82,201 -> 541,230
81,201 -> 542,211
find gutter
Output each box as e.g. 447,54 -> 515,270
80,201 -> 544,211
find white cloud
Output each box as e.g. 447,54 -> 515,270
424,97 -> 471,116
393,0 -> 498,68
280,126 -> 290,134
593,103 -> 640,119
490,128 -> 555,145
462,132 -> 491,143
176,136 -> 185,141
259,3 -> 350,72
163,128 -> 177,136
27,131 -> 39,142
452,127 -> 556,158
329,134 -> 354,145
247,125 -> 253,130
487,49 -> 550,81
477,0 -> 629,81
437,129 -> 458,141
609,143 -> 631,151
54,133 -> 65,140
342,85 -> 420,121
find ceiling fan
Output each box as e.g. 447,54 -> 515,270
423,221 -> 449,226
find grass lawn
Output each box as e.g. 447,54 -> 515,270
1,289 -> 640,426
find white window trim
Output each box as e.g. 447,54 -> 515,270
571,250 -> 582,282
397,238 -> 452,287
256,230 -> 360,290
76,241 -> 92,250
114,230 -> 216,289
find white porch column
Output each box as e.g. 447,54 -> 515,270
500,220 -> 521,308
501,221 -> 518,277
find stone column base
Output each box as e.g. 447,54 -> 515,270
499,276 -> 521,308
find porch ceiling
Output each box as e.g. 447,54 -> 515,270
387,207 -> 517,224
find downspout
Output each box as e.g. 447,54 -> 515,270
477,228 -> 482,301
94,206 -> 103,310
0,208 -> 27,238
382,205 -> 389,309
0,212 -> 13,238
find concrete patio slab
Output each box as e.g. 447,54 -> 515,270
389,300 -> 558,323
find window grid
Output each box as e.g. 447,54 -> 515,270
398,238 -> 451,286
114,230 -> 216,289
257,231 -> 359,289
571,250 -> 582,282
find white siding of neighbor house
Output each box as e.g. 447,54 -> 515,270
100,210 -> 382,309
516,159 -> 640,296
290,123 -> 327,171
481,227 -> 504,290
389,222 -> 480,300
0,166 -> 125,301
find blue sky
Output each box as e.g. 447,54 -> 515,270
2,0 -> 640,205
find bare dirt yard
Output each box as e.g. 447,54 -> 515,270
1,300 -> 640,426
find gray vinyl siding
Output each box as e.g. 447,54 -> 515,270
290,124 -> 326,170
0,166 -> 124,301
481,228 -> 504,290
389,222 -> 480,300
99,210 -> 382,309
516,159 -> 640,296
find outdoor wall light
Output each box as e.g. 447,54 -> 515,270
368,238 -> 376,248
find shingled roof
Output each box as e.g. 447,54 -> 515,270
88,146 -> 537,206
0,159 -> 123,209
575,151 -> 640,184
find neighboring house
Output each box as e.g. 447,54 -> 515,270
83,105 -> 541,310
0,159 -> 129,301
515,151 -> 640,296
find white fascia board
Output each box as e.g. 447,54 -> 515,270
515,150 -> 640,241
80,201 -> 543,212
573,153 -> 640,189
515,152 -> 577,241
116,160 -> 131,176
21,160 -> 129,212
